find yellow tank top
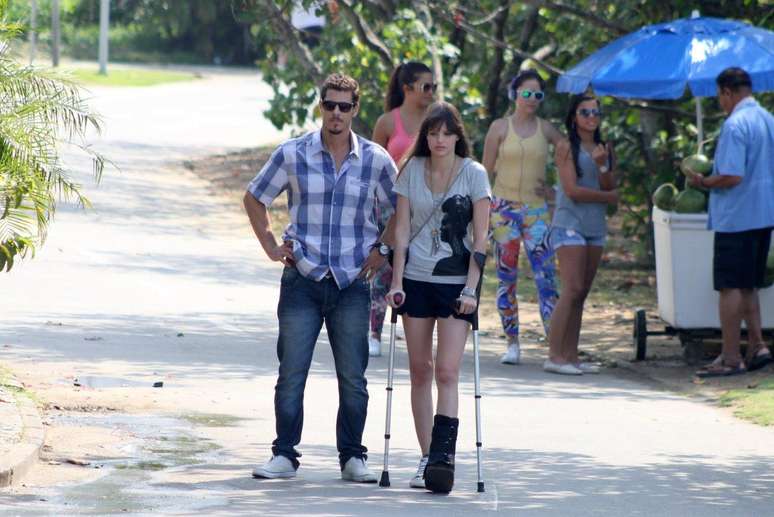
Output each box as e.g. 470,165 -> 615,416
492,117 -> 549,206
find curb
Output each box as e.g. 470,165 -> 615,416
0,385 -> 45,487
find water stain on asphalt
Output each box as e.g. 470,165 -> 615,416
65,376 -> 165,389
5,413 -> 228,514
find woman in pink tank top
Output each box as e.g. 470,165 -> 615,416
369,62 -> 435,357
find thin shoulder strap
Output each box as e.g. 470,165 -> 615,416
392,108 -> 405,135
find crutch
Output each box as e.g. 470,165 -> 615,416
379,293 -> 403,487
471,252 -> 486,493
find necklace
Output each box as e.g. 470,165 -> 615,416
427,156 -> 458,256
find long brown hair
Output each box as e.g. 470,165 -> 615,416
400,102 -> 470,173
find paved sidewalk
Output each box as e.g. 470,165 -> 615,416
0,67 -> 773,515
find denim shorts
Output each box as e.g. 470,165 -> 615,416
550,227 -> 606,249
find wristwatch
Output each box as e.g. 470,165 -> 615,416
460,286 -> 476,298
376,243 -> 390,257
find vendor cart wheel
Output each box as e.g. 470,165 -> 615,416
633,308 -> 647,361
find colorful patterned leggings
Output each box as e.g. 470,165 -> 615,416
490,197 -> 558,340
369,262 -> 392,339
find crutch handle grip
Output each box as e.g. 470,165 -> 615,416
393,293 -> 403,306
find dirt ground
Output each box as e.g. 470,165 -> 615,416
183,147 -> 774,403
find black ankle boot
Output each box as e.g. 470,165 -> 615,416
424,414 -> 458,493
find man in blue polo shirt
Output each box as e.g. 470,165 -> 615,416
687,67 -> 774,377
244,73 -> 397,480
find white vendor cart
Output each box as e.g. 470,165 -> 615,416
633,207 -> 774,362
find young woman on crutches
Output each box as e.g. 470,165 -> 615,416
385,102 -> 490,493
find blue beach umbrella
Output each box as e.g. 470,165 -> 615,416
557,12 -> 774,150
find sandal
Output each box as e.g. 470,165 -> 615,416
695,360 -> 747,378
747,345 -> 772,372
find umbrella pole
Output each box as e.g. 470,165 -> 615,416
695,96 -> 704,154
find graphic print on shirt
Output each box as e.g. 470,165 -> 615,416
432,194 -> 473,276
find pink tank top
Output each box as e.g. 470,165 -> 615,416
386,107 -> 415,164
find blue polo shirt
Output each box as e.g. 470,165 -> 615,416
708,97 -> 774,233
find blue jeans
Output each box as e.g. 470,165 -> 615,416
271,266 -> 370,468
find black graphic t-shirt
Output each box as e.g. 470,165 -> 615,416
393,157 -> 491,284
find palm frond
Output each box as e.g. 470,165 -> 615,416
0,5 -> 106,271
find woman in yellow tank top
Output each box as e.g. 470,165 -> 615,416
482,69 -> 564,366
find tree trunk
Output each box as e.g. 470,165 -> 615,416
484,0 -> 510,124
507,5 -> 539,79
51,0 -> 60,67
638,109 -> 661,266
29,0 -> 37,65
98,0 -> 110,75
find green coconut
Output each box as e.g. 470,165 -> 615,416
681,154 -> 713,176
673,187 -> 707,213
652,183 -> 679,211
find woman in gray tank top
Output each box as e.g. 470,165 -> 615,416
544,95 -> 619,376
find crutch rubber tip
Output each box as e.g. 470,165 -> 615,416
379,471 -> 390,487
477,481 -> 485,493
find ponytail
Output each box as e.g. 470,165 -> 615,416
384,61 -> 433,112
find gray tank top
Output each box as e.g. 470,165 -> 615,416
552,147 -> 607,237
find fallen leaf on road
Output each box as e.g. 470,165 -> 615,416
65,458 -> 91,467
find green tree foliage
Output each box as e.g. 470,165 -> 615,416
10,0 -> 265,64
241,0 -> 774,261
0,0 -> 104,271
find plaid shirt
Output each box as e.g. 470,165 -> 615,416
248,130 -> 397,288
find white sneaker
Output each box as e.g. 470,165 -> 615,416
409,455 -> 429,488
368,335 -> 382,357
500,343 -> 521,365
252,455 -> 296,479
576,362 -> 601,374
543,359 -> 583,375
341,457 -> 377,483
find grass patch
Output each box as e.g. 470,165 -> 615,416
0,363 -> 41,405
178,413 -> 245,428
115,461 -> 168,471
68,68 -> 198,87
719,379 -> 774,426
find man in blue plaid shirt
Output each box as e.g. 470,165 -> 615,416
245,73 -> 397,482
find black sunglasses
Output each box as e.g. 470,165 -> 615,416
415,82 -> 438,94
321,100 -> 356,113
578,108 -> 601,118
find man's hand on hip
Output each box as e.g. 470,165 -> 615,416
268,241 -> 295,267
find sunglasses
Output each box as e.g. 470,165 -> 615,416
321,100 -> 356,113
577,108 -> 602,118
415,82 -> 438,94
519,89 -> 545,101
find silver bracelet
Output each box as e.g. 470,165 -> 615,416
460,286 -> 476,298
